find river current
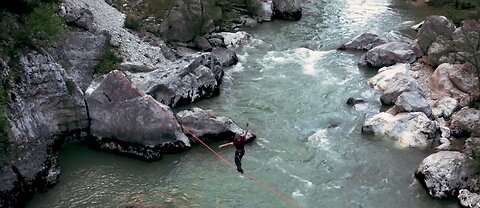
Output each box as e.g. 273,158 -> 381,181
29,1 -> 458,207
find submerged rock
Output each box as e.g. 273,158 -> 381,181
339,31 -> 387,51
176,108 -> 256,143
415,151 -> 472,199
361,112 -> 436,148
85,71 -> 191,161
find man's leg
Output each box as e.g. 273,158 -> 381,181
234,153 -> 244,174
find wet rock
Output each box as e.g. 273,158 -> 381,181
362,112 -> 437,148
346,97 -> 366,106
272,0 -> 302,21
416,15 -> 455,53
85,71 -> 191,161
128,53 -> 223,108
359,42 -> 417,68
176,107 -> 256,143
458,189 -> 480,208
54,31 -> 107,91
416,151 -> 472,199
368,63 -> 410,91
465,138 -> 480,158
450,107 -> 480,137
380,73 -> 426,105
395,90 -> 432,117
194,36 -> 213,52
211,31 -> 251,49
211,47 -> 238,67
339,31 -> 387,51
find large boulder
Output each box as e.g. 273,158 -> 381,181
272,0 -> 302,21
465,138 -> 480,158
128,53 -> 223,107
427,63 -> 472,107
361,112 -> 437,148
339,31 -> 387,51
426,40 -> 455,68
176,107 -> 256,143
458,189 -> 480,208
380,73 -> 426,105
211,47 -> 238,67
449,63 -> 479,97
416,15 -> 455,53
415,151 -> 472,198
247,0 -> 273,22
358,42 -> 417,68
54,31 -> 106,91
367,63 -> 410,91
395,90 -> 432,117
85,71 -> 191,161
450,107 -> 480,137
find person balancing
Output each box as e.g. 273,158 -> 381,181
219,123 -> 249,174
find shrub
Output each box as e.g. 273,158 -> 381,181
20,3 -> 66,49
124,14 -> 142,30
65,80 -> 75,95
94,42 -> 122,75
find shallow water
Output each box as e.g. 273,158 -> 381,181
29,1 -> 459,207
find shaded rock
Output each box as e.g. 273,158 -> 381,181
362,112 -> 437,148
450,107 -> 480,137
176,107 -> 256,143
272,0 -> 302,21
211,47 -> 238,67
427,40 -> 455,68
368,63 -> 410,91
54,31 -> 107,91
381,73 -> 426,105
128,53 -> 223,108
208,38 -> 223,47
458,189 -> 480,208
359,42 -> 417,68
85,71 -> 191,161
449,63 -> 479,96
395,90 -> 432,117
194,36 -> 213,52
415,151 -> 472,198
339,32 -> 387,51
416,15 -> 455,53
465,138 -> 480,158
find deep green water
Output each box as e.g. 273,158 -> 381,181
29,1 -> 460,207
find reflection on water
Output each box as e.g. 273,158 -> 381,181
28,1 -> 459,208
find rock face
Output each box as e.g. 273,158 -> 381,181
61,5 -> 94,30
54,31 -> 106,91
415,151 -> 472,199
459,189 -> 480,208
85,71 -> 191,161
176,108 -> 256,143
416,15 -> 455,53
359,42 -> 417,68
128,53 -> 223,108
450,107 -> 480,137
272,0 -> 302,21
1,53 -> 88,207
339,32 -> 387,51
361,112 -> 437,148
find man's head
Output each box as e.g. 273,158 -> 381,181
234,134 -> 242,141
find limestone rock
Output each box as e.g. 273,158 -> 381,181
465,138 -> 480,158
211,31 -> 251,49
85,71 -> 191,161
415,151 -> 472,198
431,97 -> 458,118
368,63 -> 410,91
359,42 -> 417,68
395,91 -> 432,117
427,63 -> 472,107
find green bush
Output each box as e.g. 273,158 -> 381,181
94,42 -> 122,75
65,80 -> 75,95
124,14 -> 142,30
21,3 -> 66,49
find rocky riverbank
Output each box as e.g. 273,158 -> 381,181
0,0 -> 301,207
342,12 -> 480,207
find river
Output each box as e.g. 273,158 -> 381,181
28,0 -> 459,207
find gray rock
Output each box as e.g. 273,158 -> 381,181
427,63 -> 472,107
458,189 -> 480,208
211,32 -> 251,49
194,36 -> 213,52
211,47 -> 238,67
465,138 -> 480,158
432,97 -> 458,118
427,40 -> 454,68
339,32 -> 387,51
368,63 -> 410,91
416,15 -> 455,53
416,151 -> 472,199
411,21 -> 424,32
208,38 -> 224,47
381,73 -> 426,105
248,0 -> 273,22
272,0 -> 302,21
359,42 -> 417,68
176,108 -> 256,143
62,6 -> 94,30
85,71 -> 191,161
450,107 -> 480,137
449,63 -> 479,96
395,91 -> 432,117
55,31 -> 106,91
128,53 -> 223,107
362,112 -> 437,148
